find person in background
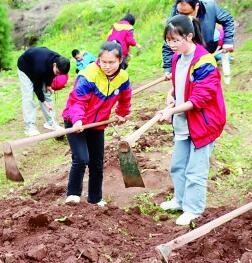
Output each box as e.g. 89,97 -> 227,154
107,13 -> 142,69
50,74 -> 69,91
71,49 -> 96,74
63,41 -> 132,205
159,15 -> 226,225
17,47 -> 70,136
162,0 -> 234,80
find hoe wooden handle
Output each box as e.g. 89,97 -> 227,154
156,201 -> 252,262
132,76 -> 165,95
123,113 -> 162,148
6,118 -> 117,149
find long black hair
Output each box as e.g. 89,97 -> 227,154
163,14 -> 205,46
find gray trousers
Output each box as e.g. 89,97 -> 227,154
18,69 -> 55,129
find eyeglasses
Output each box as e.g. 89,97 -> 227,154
166,38 -> 185,45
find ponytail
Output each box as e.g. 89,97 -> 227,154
191,17 -> 205,46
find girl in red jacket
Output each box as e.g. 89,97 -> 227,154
63,41 -> 132,205
159,15 -> 226,225
107,13 -> 141,69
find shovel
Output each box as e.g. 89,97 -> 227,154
119,112 -> 163,188
3,118 -> 117,182
156,201 -> 252,262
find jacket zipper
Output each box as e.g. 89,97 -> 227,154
201,109 -> 209,125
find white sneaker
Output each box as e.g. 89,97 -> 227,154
160,198 -> 182,211
65,195 -> 80,203
176,211 -> 200,226
25,126 -> 40,136
44,122 -> 64,131
97,200 -> 107,207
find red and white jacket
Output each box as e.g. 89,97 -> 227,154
171,44 -> 226,148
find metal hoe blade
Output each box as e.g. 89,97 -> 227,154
3,142 -> 24,182
118,141 -> 145,188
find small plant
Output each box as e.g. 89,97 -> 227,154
132,192 -> 180,221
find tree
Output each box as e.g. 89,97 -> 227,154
0,2 -> 13,70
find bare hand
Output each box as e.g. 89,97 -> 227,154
166,95 -> 175,107
136,43 -> 142,49
47,86 -> 53,94
158,107 -> 174,124
116,114 -> 129,124
164,72 -> 172,81
222,44 -> 234,53
73,120 -> 84,132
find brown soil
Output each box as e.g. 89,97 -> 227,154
0,190 -> 251,262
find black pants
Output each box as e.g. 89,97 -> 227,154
64,121 -> 104,204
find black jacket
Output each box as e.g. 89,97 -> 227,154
18,47 -> 60,102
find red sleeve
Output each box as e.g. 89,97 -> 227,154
115,87 -> 132,117
125,30 -> 137,47
189,69 -> 220,110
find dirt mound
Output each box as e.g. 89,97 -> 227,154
9,0 -> 76,48
0,188 -> 252,262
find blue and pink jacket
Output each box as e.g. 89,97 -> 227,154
62,62 -> 132,130
107,20 -> 137,58
171,44 -> 226,148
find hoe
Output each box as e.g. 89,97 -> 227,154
156,201 -> 252,262
3,77 -> 166,183
3,119 -> 117,182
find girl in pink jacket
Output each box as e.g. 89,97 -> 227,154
107,13 -> 141,69
159,15 -> 226,225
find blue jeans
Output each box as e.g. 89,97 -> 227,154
170,138 -> 214,214
65,121 -> 104,204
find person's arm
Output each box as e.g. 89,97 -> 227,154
162,42 -> 174,79
76,60 -> 85,71
115,80 -> 132,122
166,86 -> 175,106
125,30 -> 137,47
68,75 -> 93,125
215,2 -> 235,51
159,61 -> 219,122
33,80 -> 45,102
159,101 -> 193,122
162,6 -> 177,75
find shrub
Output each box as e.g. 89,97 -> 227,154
0,3 -> 13,69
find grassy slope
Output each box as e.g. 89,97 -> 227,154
0,0 -> 252,207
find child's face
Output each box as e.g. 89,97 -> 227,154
166,33 -> 193,54
75,53 -> 83,61
99,50 -> 121,76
